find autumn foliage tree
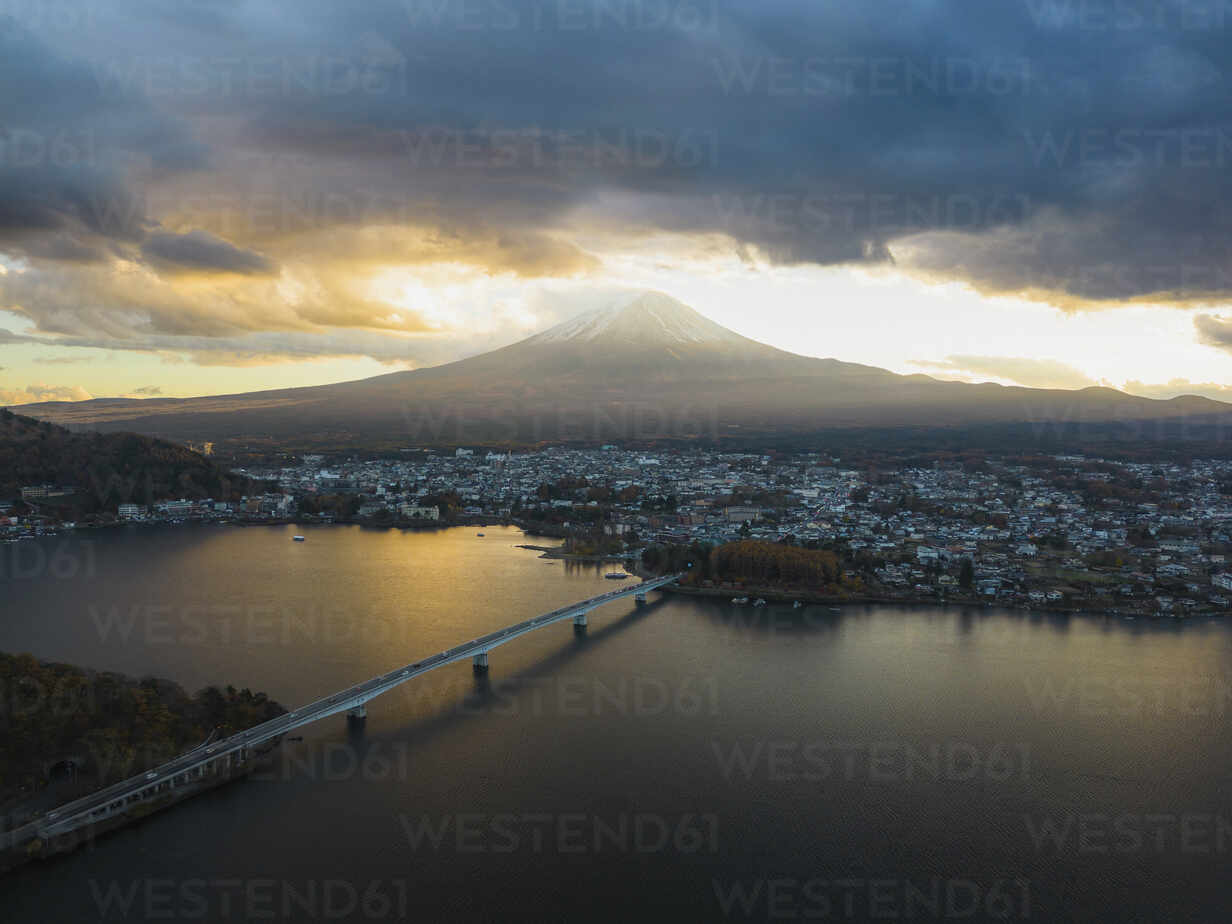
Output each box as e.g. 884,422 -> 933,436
711,540 -> 844,588
0,652 -> 286,803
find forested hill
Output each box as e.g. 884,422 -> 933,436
0,408 -> 263,513
0,651 -> 287,809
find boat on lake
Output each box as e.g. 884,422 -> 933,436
292,536 -> 306,542
604,572 -> 629,579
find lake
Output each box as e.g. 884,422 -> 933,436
2,524 -> 1231,921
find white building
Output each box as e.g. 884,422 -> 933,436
398,504 -> 440,520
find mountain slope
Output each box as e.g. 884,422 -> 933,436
0,409 -> 263,511
12,292 -> 1232,448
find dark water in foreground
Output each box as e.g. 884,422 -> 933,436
2,524 -> 1231,922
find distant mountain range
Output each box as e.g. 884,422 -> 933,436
14,292 -> 1232,449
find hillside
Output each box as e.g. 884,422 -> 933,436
0,408 -> 263,513
15,292 -> 1232,450
0,651 -> 286,813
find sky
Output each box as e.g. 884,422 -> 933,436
3,0 -> 1232,405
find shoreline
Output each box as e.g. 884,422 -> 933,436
9,521 -> 1218,620
5,514 -> 521,539
656,582 -> 1222,620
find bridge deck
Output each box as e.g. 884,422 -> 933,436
18,572 -> 683,841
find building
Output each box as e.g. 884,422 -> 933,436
398,504 -> 440,520
118,504 -> 147,520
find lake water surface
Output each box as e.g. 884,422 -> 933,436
2,524 -> 1231,921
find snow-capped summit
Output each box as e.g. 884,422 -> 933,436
526,291 -> 751,348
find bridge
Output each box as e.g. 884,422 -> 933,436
17,572 -> 684,844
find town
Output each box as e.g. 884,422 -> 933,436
7,445 -> 1232,617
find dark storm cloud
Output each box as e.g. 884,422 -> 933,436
16,233 -> 113,264
142,230 -> 276,275
202,0 -> 1232,301
0,19 -> 206,244
7,0 -> 1232,310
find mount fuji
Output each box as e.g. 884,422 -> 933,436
16,292 -> 1232,448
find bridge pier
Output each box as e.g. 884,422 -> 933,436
635,593 -> 648,606
573,611 -> 588,627
347,703 -> 367,720
472,652 -> 489,673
